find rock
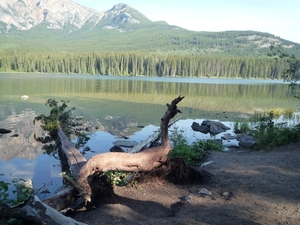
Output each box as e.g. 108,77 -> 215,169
221,191 -> 233,200
223,141 -> 240,148
239,140 -> 256,148
191,122 -> 210,134
237,134 -> 257,148
222,192 -> 229,197
110,145 -> 125,152
113,140 -> 138,148
0,128 -> 12,134
21,95 -> 29,100
192,120 -> 230,135
180,195 -> 191,202
198,188 -> 211,196
221,133 -> 237,140
200,161 -> 214,168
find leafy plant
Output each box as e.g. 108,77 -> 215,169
251,110 -> 300,149
11,178 -> 34,204
104,171 -> 137,187
0,175 -> 34,205
168,126 -> 224,166
34,99 -> 75,136
34,99 -> 91,156
0,174 -> 10,203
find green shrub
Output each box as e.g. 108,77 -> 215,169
168,126 -> 224,166
251,111 -> 300,149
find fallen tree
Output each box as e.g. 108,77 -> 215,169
1,96 -> 190,224
70,95 -> 185,203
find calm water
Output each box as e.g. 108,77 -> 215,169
0,73 -> 298,199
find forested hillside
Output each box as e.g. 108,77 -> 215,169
0,2 -> 299,79
0,51 -> 290,79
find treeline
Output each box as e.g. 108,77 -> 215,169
0,51 -> 290,79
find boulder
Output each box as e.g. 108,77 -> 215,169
192,120 -> 230,135
237,134 -> 257,148
191,122 -> 210,134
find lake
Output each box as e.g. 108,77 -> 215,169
0,73 -> 298,199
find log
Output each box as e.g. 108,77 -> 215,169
42,128 -> 88,211
76,96 -> 184,203
1,196 -> 87,225
42,186 -> 78,212
58,127 -> 87,178
128,135 -> 158,153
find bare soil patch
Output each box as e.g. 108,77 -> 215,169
72,144 -> 300,225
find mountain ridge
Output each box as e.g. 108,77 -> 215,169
0,0 -> 299,57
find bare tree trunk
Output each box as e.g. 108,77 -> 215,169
76,96 -> 184,203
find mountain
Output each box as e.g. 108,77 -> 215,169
0,0 -> 299,57
0,0 -> 151,32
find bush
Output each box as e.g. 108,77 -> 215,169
251,111 -> 300,149
168,127 -> 224,166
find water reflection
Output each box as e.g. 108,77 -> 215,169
0,73 -> 298,198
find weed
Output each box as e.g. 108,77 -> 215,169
104,171 -> 137,187
234,121 -> 250,134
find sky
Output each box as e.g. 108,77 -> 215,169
73,0 -> 300,44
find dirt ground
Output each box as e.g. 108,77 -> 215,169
72,144 -> 300,225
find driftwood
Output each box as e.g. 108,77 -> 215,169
0,196 -> 87,225
75,95 -> 184,203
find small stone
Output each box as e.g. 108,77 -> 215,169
198,188 -> 211,196
200,161 -> 213,168
222,192 -> 229,197
180,195 -> 191,202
